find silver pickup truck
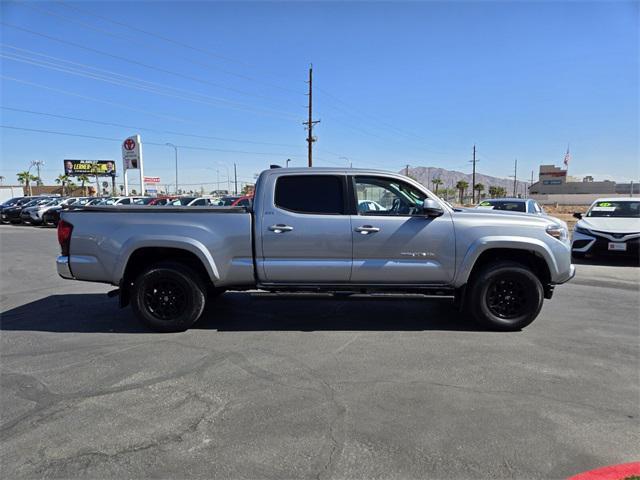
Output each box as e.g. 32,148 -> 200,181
56,167 -> 575,332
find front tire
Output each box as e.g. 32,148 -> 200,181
131,262 -> 206,332
467,261 -> 544,331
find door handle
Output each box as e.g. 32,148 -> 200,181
355,225 -> 380,234
269,224 -> 294,233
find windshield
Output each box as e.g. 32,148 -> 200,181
218,196 -> 240,206
478,200 -> 526,212
1,197 -> 23,206
170,197 -> 196,206
133,198 -> 154,205
587,200 -> 640,218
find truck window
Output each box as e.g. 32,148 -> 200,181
354,176 -> 426,216
275,175 -> 345,215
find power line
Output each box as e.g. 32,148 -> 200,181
18,0 -> 303,96
1,106 -> 302,148
1,22 -> 302,109
0,125 -> 307,158
1,75 -> 191,123
1,51 -> 299,120
2,44 -> 300,115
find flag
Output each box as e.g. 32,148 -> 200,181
563,145 -> 570,168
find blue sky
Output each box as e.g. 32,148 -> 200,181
1,0 -> 638,192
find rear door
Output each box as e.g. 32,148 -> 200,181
350,175 -> 455,284
259,174 -> 352,283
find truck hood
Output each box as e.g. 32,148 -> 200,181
456,207 -> 556,223
578,217 -> 640,234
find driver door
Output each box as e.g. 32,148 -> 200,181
350,175 -> 455,284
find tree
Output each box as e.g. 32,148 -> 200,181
431,178 -> 443,195
17,171 -> 37,194
0,175 -> 5,185
488,186 -> 498,198
55,174 -> 70,196
76,175 -> 90,196
496,186 -> 507,198
474,183 -> 485,202
455,180 -> 469,204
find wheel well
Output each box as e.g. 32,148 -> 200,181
469,248 -> 551,286
122,247 -> 213,289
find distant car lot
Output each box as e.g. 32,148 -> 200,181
1,225 -> 638,479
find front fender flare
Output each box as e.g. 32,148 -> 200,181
453,236 -> 558,287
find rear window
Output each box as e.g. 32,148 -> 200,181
480,201 -> 526,212
275,175 -> 345,215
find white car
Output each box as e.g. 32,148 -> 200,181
572,198 -> 640,258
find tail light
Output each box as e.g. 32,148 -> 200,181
57,220 -> 73,256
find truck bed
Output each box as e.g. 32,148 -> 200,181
66,205 -> 248,213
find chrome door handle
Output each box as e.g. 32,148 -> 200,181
269,224 -> 294,233
355,225 -> 380,234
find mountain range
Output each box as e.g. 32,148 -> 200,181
401,166 -> 530,197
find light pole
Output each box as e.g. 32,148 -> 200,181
165,143 -> 178,194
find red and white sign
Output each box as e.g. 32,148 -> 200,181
144,177 -> 161,184
122,135 -> 141,170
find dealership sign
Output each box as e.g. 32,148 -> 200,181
122,134 -> 145,196
64,160 -> 116,176
122,135 -> 142,170
144,177 -> 161,183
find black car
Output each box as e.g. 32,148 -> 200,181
2,197 -> 53,224
43,206 -> 62,226
1,197 -> 34,224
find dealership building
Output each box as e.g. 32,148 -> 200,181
529,165 -> 638,204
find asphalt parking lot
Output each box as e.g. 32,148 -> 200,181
1,224 -> 638,479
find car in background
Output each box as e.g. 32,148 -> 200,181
168,196 -> 198,206
476,198 -> 545,215
3,197 -> 54,224
132,197 -> 155,205
148,196 -> 178,206
1,197 -> 33,223
572,198 -> 640,258
216,194 -> 253,207
101,196 -> 147,205
21,198 -> 67,225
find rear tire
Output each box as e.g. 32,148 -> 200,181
131,262 -> 206,332
467,261 -> 544,331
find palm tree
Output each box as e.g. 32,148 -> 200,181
488,186 -> 498,198
55,174 -> 70,196
76,174 -> 90,196
474,183 -> 485,202
431,178 -> 443,195
17,171 -> 37,195
0,175 -> 5,186
455,180 -> 469,204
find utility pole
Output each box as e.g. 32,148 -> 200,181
469,145 -> 478,204
512,158 -> 518,197
405,164 -> 410,176
234,163 -> 238,194
165,143 -> 178,194
303,64 -> 320,167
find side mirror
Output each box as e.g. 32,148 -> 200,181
573,212 -> 583,219
421,199 -> 444,217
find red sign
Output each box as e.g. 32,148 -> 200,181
144,177 -> 161,183
123,138 -> 136,151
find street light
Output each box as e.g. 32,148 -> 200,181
339,156 -> 352,168
165,143 -> 178,194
